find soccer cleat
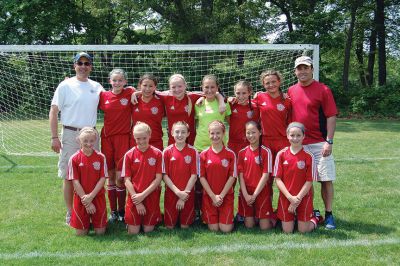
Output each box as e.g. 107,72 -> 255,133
108,211 -> 118,223
313,209 -> 325,225
325,214 -> 336,230
235,213 -> 244,223
65,211 -> 72,226
118,210 -> 125,223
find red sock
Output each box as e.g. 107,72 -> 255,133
116,185 -> 126,212
107,185 -> 117,212
310,216 -> 319,229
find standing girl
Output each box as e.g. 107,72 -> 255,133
67,127 -> 108,235
199,121 -> 236,233
162,121 -> 198,229
99,68 -> 134,223
237,121 -> 275,230
194,75 -> 231,152
254,70 -> 292,159
228,80 -> 259,155
121,122 -> 163,234
273,122 -> 320,233
131,74 -> 165,151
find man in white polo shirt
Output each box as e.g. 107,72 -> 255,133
49,52 -> 103,225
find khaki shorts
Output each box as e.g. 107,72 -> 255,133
304,142 -> 336,182
58,127 -> 99,179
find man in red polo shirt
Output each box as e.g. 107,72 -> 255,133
288,56 -> 338,229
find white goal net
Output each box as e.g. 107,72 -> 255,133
0,44 -> 319,156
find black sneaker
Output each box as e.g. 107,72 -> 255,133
108,211 -> 118,223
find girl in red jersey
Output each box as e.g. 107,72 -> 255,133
273,122 -> 320,233
237,121 -> 276,230
99,68 -> 134,223
121,122 -> 163,234
228,80 -> 259,155
131,74 -> 165,151
254,70 -> 292,160
67,127 -> 108,235
162,121 -> 198,229
199,120 -> 236,233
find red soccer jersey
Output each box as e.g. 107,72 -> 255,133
162,144 -> 198,190
68,150 -> 108,194
199,146 -> 237,195
160,93 -> 202,145
288,80 -> 338,144
228,102 -> 260,144
273,147 -> 317,195
237,145 -> 272,189
131,95 -> 165,145
121,146 -> 163,193
254,92 -> 291,140
99,87 -> 134,137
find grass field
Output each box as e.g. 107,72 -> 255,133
0,119 -> 399,265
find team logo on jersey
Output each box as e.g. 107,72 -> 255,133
79,162 -> 84,167
134,158 -> 140,163
105,100 -> 110,105
120,98 -> 129,106
297,160 -> 306,169
205,107 -> 213,113
170,106 -> 175,110
151,107 -> 159,115
276,103 -> 285,111
283,160 -> 289,165
221,159 -> 229,168
93,161 -> 101,170
184,105 -> 189,113
90,89 -> 96,94
247,110 -> 254,118
184,155 -> 192,164
244,157 -> 248,161
135,108 -> 139,112
254,156 -> 261,165
262,102 -> 267,106
207,159 -> 212,164
232,109 -> 238,113
170,156 -> 176,161
148,157 -> 156,166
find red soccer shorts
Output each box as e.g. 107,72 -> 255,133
201,192 -> 234,225
238,185 -> 274,219
124,187 -> 161,226
277,192 -> 314,222
70,193 -> 107,230
163,189 -> 195,227
101,134 -> 130,171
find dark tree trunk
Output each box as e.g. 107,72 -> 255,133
343,4 -> 358,92
376,0 -> 386,85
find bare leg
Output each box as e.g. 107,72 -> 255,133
219,223 -> 233,233
281,221 -> 294,233
208,224 -> 219,232
75,229 -> 89,236
297,221 -> 316,233
321,181 -> 334,212
127,225 -> 140,235
143,225 -> 155,233
244,217 -> 255,228
259,218 -> 274,231
94,227 -> 106,235
63,179 -> 73,213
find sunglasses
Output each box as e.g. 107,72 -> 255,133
76,61 -> 91,66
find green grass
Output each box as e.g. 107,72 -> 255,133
0,119 -> 399,265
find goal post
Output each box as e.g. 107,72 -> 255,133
0,44 -> 319,156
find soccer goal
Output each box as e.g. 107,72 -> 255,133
0,44 -> 319,156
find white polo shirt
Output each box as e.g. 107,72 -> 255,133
51,76 -> 103,128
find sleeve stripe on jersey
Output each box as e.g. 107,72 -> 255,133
273,147 -> 288,177
261,146 -> 273,173
225,147 -> 237,177
304,149 -> 318,181
67,150 -> 80,181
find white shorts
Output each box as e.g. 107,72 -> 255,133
304,142 -> 336,182
57,127 -> 99,179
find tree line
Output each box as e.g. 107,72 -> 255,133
1,0 -> 399,116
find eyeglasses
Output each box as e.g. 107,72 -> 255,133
76,61 -> 91,66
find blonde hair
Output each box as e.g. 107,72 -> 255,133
171,121 -> 190,133
78,127 -> 98,143
109,68 -> 127,80
208,120 -> 226,133
133,122 -> 152,136
169,74 -> 187,85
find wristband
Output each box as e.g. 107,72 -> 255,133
326,139 -> 333,145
